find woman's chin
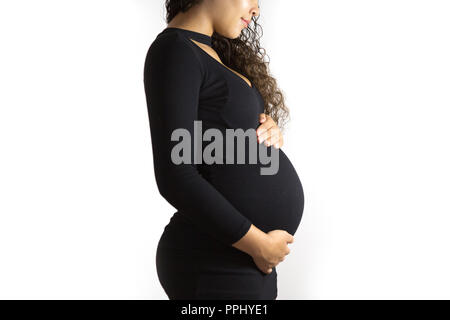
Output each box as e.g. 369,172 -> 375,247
218,26 -> 244,40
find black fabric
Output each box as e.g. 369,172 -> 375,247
143,27 -> 304,299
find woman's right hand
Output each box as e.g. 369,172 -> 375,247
251,230 -> 294,274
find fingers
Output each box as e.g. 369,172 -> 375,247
287,231 -> 294,242
257,127 -> 282,148
256,122 -> 271,138
259,113 -> 267,123
259,127 -> 279,145
256,114 -> 283,148
256,114 -> 274,134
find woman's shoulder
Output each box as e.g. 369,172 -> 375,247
151,28 -> 188,50
146,29 -> 205,73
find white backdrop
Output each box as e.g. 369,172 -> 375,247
0,0 -> 449,299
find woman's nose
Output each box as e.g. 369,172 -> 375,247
252,4 -> 260,17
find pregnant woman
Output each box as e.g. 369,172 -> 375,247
143,0 -> 304,299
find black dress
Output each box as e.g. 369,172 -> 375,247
143,27 -> 304,299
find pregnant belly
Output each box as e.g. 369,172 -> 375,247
198,148 -> 304,236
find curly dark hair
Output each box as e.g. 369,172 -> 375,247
164,0 -> 290,132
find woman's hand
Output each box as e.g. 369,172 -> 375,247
251,230 -> 294,274
256,114 -> 284,149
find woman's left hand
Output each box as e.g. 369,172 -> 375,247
256,113 -> 284,149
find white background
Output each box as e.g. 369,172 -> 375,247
0,0 -> 449,299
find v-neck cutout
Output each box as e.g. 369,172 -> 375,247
188,39 -> 253,89
162,27 -> 254,89
161,27 -> 254,89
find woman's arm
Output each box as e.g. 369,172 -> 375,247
231,224 -> 268,256
143,35 -> 255,246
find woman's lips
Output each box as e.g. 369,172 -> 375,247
241,18 -> 250,27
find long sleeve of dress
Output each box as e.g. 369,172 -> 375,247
143,35 -> 253,246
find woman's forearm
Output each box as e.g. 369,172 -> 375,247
231,224 -> 269,258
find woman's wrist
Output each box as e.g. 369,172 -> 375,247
231,224 -> 269,258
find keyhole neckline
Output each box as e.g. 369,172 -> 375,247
163,27 -> 212,47
161,27 -> 253,89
